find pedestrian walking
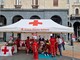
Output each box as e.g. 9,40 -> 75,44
62,37 -> 65,50
57,36 -> 63,56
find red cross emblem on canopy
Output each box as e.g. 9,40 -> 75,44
2,46 -> 9,54
29,20 -> 42,26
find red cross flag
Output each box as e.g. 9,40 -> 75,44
2,46 -> 9,54
0,46 -> 12,56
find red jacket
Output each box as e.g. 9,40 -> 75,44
50,38 -> 56,46
32,41 -> 38,52
25,39 -> 30,49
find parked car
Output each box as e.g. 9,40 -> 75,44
78,37 -> 80,42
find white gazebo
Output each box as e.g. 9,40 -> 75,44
0,19 -> 74,40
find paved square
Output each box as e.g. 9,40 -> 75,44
0,53 -> 80,60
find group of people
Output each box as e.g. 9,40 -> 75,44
14,35 -> 65,60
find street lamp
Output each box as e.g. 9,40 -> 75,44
70,14 -> 75,60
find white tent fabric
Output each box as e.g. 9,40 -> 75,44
0,19 -> 74,33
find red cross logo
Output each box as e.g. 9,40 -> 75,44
2,46 -> 9,54
29,20 -> 42,26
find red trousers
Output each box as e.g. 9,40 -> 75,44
55,44 -> 58,54
50,45 -> 56,56
33,51 -> 38,60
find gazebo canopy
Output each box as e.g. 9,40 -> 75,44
0,19 -> 74,33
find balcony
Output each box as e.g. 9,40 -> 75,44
72,2 -> 80,7
70,14 -> 80,20
32,5 -> 39,9
14,5 -> 22,9
0,5 -> 4,8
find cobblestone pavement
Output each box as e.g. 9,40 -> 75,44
0,42 -> 80,60
62,42 -> 80,59
0,53 -> 80,60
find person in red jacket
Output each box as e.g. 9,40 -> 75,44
25,36 -> 30,54
14,37 -> 20,51
32,40 -> 38,60
29,37 -> 34,53
50,36 -> 56,57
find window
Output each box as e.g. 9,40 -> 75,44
75,8 -> 79,15
0,0 -> 4,8
32,0 -> 38,8
32,0 -> 38,5
0,0 -> 4,5
53,0 -> 58,6
74,0 -> 80,3
15,0 -> 21,8
76,0 -> 79,3
15,0 -> 21,5
67,0 -> 70,4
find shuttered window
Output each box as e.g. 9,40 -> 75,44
53,0 -> 58,6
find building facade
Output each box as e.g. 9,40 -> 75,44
67,0 -> 80,40
0,0 -> 80,41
